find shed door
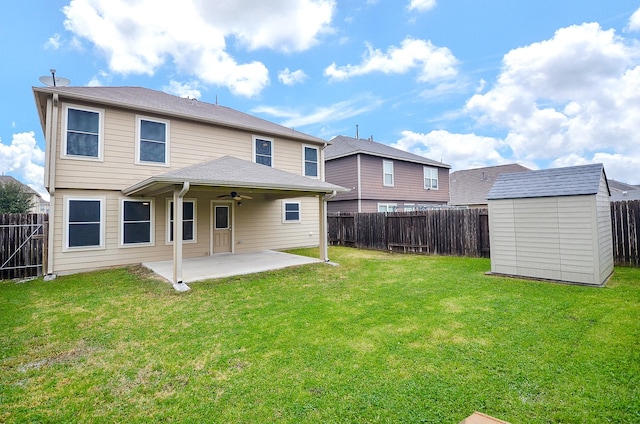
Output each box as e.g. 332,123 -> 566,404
212,204 -> 232,254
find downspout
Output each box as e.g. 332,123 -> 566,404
357,154 -> 362,212
172,181 -> 190,291
44,94 -> 59,280
319,190 -> 337,262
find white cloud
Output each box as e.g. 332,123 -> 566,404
628,7 -> 640,32
407,0 -> 436,12
0,132 -> 47,198
87,70 -> 112,87
391,130 -> 507,170
460,22 -> 640,182
324,37 -> 458,82
253,96 -> 383,128
62,0 -> 335,97
44,33 -> 61,50
278,68 -> 308,86
163,80 -> 203,99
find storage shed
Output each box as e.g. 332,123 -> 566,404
487,163 -> 613,286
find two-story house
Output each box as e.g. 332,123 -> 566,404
33,86 -> 346,284
324,135 -> 450,213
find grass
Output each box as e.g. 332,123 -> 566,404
1,246 -> 639,423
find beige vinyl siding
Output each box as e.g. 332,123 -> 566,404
596,177 -> 614,282
53,101 -> 309,190
233,197 -> 320,253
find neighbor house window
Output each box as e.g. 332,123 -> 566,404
121,199 -> 153,246
424,166 -> 438,189
303,145 -> 319,178
404,204 -> 415,212
167,199 -> 196,243
283,201 -> 300,223
254,136 -> 273,167
65,197 -> 104,250
137,117 -> 169,165
383,160 -> 394,187
63,105 -> 103,160
378,203 -> 397,213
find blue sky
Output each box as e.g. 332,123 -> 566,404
2,0 -> 640,198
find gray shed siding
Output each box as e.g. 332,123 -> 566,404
488,164 -> 613,286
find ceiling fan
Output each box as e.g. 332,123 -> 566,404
217,191 -> 253,201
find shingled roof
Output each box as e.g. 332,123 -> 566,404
449,163 -> 530,206
124,156 -> 348,197
32,86 -> 325,145
487,163 -> 609,200
325,135 -> 450,168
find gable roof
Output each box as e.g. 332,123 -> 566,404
608,179 -> 640,201
487,163 -> 609,200
325,135 -> 450,168
0,175 -> 42,198
449,163 -> 530,206
32,86 -> 325,145
123,155 -> 348,197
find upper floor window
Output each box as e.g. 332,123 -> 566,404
137,117 -> 169,165
167,199 -> 196,243
63,105 -> 103,160
303,145 -> 319,178
121,199 -> 153,246
383,160 -> 394,187
254,136 -> 273,167
424,166 -> 439,190
64,196 -> 105,250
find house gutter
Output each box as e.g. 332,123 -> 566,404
172,181 -> 191,291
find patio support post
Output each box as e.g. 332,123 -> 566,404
172,182 -> 190,290
320,191 -> 336,262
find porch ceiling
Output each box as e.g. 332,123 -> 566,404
123,155 -> 348,197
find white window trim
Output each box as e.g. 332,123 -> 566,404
63,195 -> 106,252
120,198 -> 155,247
404,204 -> 415,212
135,115 -> 170,166
377,203 -> 397,213
302,144 -> 319,179
165,198 -> 197,245
282,201 -> 301,223
253,135 -> 274,167
61,103 -> 105,161
424,166 -> 439,190
383,160 -> 394,187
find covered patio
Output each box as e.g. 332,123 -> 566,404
143,250 -> 323,284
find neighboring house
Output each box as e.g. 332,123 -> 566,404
0,175 -> 50,213
608,179 -> 640,201
449,163 -> 530,208
33,86 -> 346,282
487,163 -> 613,286
324,135 -> 450,213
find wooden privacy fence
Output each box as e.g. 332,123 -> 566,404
328,209 -> 490,258
0,214 -> 48,280
611,200 -> 640,267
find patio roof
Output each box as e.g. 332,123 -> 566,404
123,155 -> 349,197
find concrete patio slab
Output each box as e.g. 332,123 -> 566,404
143,250 -> 323,283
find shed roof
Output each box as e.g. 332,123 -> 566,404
32,86 -> 326,145
123,155 -> 348,197
325,135 -> 450,168
486,163 -> 609,200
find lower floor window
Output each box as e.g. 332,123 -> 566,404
122,199 -> 153,245
378,203 -> 397,213
283,201 -> 300,223
66,198 -> 103,249
168,199 -> 196,242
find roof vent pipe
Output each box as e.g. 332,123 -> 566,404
356,124 -> 359,139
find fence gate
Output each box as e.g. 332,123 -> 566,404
0,214 -> 48,280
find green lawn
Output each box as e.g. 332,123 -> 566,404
1,247 -> 639,423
